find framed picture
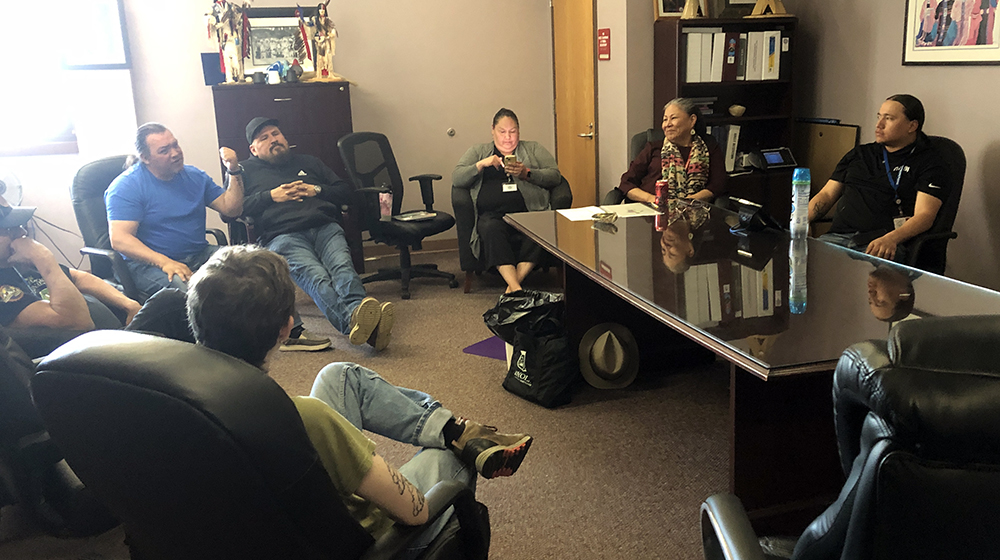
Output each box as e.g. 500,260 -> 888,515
713,0 -> 757,18
245,7 -> 314,73
903,0 -> 1000,65
62,0 -> 130,69
656,0 -> 685,19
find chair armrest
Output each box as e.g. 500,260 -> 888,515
549,177 -> 573,210
700,493 -> 765,560
206,228 -> 227,246
451,186 -> 480,272
903,230 -> 957,268
80,247 -> 144,303
409,174 -> 443,212
361,480 -> 485,560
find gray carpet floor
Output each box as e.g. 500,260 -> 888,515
0,249 -> 730,559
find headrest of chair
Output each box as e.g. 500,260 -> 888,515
870,317 -> 1000,461
71,155 -> 130,203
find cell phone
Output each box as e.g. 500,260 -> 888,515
504,155 -> 517,166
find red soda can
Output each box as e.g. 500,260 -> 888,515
654,180 -> 668,231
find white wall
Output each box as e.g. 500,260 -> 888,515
786,0 -> 1000,289
124,0 -> 556,241
597,0 -> 655,201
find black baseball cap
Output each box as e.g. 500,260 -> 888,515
246,117 -> 280,144
0,204 -> 35,229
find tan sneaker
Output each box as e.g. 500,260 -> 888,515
280,329 -> 332,352
452,418 -> 533,479
349,297 -> 382,346
367,301 -> 395,351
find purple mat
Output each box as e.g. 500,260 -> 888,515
462,336 -> 506,361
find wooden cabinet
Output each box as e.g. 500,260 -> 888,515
211,81 -> 353,178
654,17 -> 797,222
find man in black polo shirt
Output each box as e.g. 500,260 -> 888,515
235,117 -> 394,351
808,94 -> 950,264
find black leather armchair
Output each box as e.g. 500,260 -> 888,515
701,315 -> 1000,560
70,155 -> 227,303
338,132 -> 459,300
31,330 -> 490,560
452,176 -> 573,293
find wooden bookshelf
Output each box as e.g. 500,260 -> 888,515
654,16 -> 798,222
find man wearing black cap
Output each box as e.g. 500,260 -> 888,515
0,197 -> 140,344
235,117 -> 395,351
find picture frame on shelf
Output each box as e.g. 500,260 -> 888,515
656,0 -> 685,19
245,7 -> 314,74
903,0 -> 1000,65
716,0 -> 757,18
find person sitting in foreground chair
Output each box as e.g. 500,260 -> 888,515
615,98 -> 726,205
808,94 -> 950,264
453,108 -> 562,293
186,245 -> 533,557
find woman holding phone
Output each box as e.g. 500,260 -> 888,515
453,108 -> 562,293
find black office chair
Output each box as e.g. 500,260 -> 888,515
31,330 -> 490,560
901,136 -> 965,275
70,155 -> 228,303
337,132 -> 458,300
452,176 -> 573,293
701,315 -> 1000,560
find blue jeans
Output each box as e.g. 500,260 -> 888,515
818,231 -> 909,264
268,222 -> 366,334
308,363 -> 475,558
124,244 -> 220,295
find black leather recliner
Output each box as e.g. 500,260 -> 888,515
452,176 -> 573,293
701,315 -> 1000,560
31,330 -> 489,560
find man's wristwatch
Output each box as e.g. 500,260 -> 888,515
227,164 -> 244,176
314,185 -> 323,195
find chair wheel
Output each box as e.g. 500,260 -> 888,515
401,291 -> 411,300
449,280 -> 459,289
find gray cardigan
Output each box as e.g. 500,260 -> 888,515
452,140 -> 561,259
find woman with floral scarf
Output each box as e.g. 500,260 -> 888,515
615,98 -> 726,204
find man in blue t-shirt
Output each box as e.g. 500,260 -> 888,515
105,122 -> 245,295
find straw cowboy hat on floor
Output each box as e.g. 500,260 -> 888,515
578,323 -> 640,389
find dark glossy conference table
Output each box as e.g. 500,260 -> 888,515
507,201 -> 1000,532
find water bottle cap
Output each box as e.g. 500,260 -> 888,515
793,168 -> 811,182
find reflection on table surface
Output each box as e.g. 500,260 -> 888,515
507,199 -> 1000,373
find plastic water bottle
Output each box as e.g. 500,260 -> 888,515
790,168 -> 811,238
789,237 -> 807,314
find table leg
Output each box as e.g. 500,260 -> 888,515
730,364 -> 843,534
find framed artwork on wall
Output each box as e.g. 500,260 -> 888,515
657,0 -> 685,19
903,0 -> 1000,65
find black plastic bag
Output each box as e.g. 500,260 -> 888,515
483,290 -> 565,344
502,318 -> 577,408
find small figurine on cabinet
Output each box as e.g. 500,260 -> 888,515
311,1 -> 340,80
207,0 -> 250,83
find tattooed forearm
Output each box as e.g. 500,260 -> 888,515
387,462 -> 426,518
809,198 -> 831,222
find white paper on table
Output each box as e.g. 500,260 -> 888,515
556,206 -> 604,221
602,203 -> 661,218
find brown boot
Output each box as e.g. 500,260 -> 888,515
451,418 -> 532,479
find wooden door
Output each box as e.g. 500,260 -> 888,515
552,0 -> 597,207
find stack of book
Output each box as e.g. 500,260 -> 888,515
683,28 -> 784,84
683,259 -> 779,327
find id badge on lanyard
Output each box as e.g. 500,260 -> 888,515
883,146 -> 912,230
